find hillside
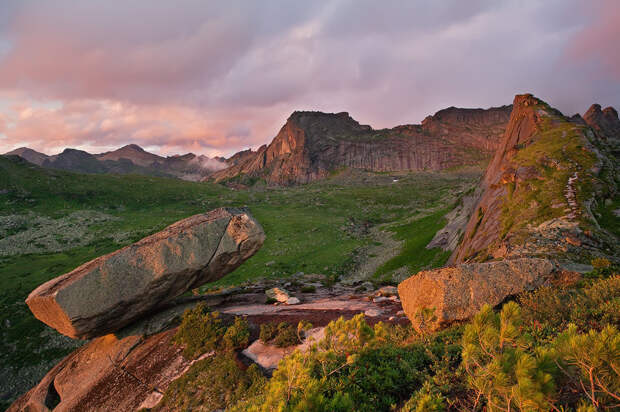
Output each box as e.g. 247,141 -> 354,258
451,94 -> 619,264
210,106 -> 512,185
0,155 -> 473,408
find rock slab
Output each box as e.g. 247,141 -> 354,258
398,258 -> 554,331
26,207 -> 265,339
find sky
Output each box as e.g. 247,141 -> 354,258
0,0 -> 618,158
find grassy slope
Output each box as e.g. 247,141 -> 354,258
0,156 -> 474,405
374,209 -> 452,280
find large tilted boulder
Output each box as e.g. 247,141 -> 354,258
398,258 -> 554,331
26,207 -> 265,339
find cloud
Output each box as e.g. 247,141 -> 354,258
0,0 -> 619,156
565,0 -> 620,82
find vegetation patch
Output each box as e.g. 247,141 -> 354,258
374,209 -> 452,280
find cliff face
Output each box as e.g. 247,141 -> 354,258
211,106 -> 512,185
450,94 -> 618,264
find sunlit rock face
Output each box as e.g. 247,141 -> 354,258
210,106 -> 512,185
26,207 -> 265,339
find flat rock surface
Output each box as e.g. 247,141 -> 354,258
25,207 -> 265,339
398,258 -> 555,331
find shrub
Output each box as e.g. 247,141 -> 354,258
330,344 -> 430,410
154,352 -> 265,411
301,285 -> 316,293
553,324 -> 620,410
174,303 -> 251,357
223,316 -> 251,350
259,321 -> 312,348
520,275 -> 620,333
173,303 -> 226,358
462,302 -> 558,411
232,315 -> 430,412
259,322 -> 278,343
273,322 -> 300,347
401,381 -> 446,412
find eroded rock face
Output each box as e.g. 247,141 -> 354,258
398,258 -> 555,331
210,106 -> 512,185
26,208 -> 265,339
7,328 -> 190,412
449,94 -> 614,264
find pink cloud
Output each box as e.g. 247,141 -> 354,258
0,1 -> 618,156
565,0 -> 620,81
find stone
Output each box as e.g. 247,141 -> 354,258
286,297 -> 301,305
372,296 -> 389,303
364,308 -> 383,317
8,329 -> 190,412
242,327 -> 325,370
25,208 -> 265,339
376,286 -> 398,296
398,258 -> 555,331
265,287 -> 291,303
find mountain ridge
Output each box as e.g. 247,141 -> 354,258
209,105 -> 513,185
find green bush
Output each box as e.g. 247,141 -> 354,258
223,316 -> 251,350
231,314 -> 434,412
259,321 -> 311,348
173,303 -> 226,358
520,275 -> 620,333
553,324 -> 620,410
154,353 -> 266,412
401,381 -> 446,412
462,302 -> 558,411
330,345 -> 430,410
174,303 -> 251,357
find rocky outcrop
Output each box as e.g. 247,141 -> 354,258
26,208 -> 265,339
583,104 -> 620,140
398,258 -> 555,331
7,325 -> 190,412
449,94 -> 611,264
210,106 -> 512,185
11,285 -> 406,411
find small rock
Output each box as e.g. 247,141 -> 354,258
372,296 -> 389,303
389,296 -> 400,302
396,310 -> 405,316
265,261 -> 276,266
266,287 -> 291,303
389,316 -> 396,321
286,297 -> 301,305
364,308 -> 383,317
376,286 -> 398,297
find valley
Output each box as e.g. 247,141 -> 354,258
0,156 -> 476,408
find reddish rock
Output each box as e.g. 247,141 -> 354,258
398,258 -> 555,331
210,106 -> 512,185
26,208 -> 265,339
7,329 -> 191,412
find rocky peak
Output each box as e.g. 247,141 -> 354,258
3,147 -> 49,166
583,103 -> 620,142
120,143 -> 146,152
450,93 -> 614,264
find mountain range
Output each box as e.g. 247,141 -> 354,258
4,100 -> 619,187
3,144 -> 227,181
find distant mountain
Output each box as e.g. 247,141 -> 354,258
3,144 -> 226,181
209,105 -> 513,185
96,144 -> 165,167
3,147 -> 49,166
